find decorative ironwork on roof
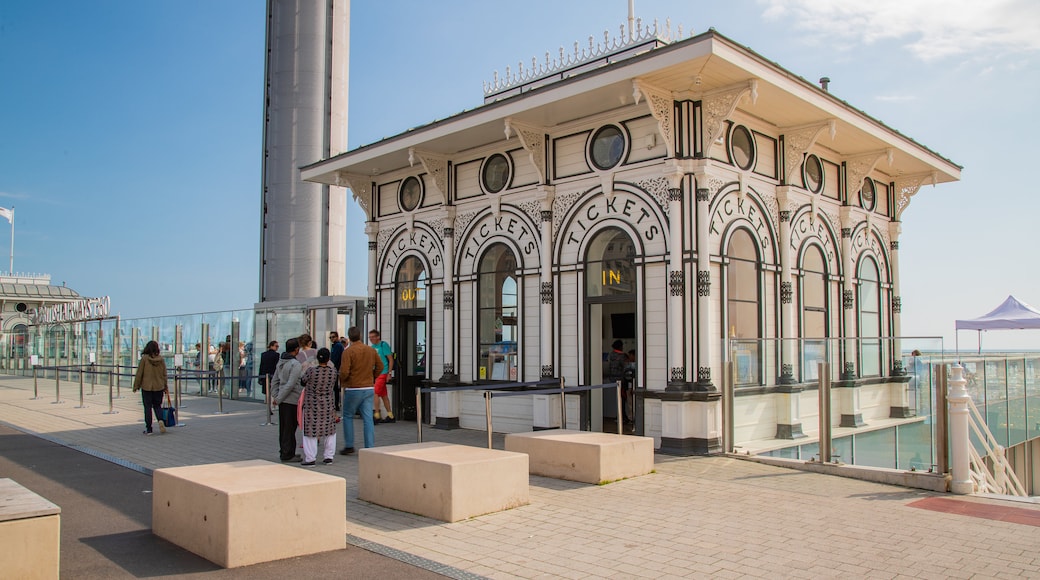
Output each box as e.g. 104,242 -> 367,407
483,18 -> 688,101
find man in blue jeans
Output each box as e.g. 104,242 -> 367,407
338,326 -> 383,454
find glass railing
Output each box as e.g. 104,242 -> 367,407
726,336 -> 945,473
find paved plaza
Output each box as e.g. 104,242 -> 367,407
1,374 -> 1038,579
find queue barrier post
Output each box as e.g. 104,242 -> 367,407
102,370 -> 118,414
559,377 -> 566,429
215,371 -> 226,414
114,367 -> 124,399
75,368 -> 86,409
260,375 -> 275,426
90,362 -> 96,395
416,386 -> 423,443
174,367 -> 182,410
484,391 -> 493,449
31,365 -> 40,400
616,379 -> 623,435
52,367 -> 63,404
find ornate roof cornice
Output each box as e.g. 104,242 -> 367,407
407,148 -> 450,199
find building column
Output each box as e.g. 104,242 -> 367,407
837,208 -> 864,427
667,183 -> 686,391
534,188 -> 559,429
364,222 -> 378,332
887,222 -> 912,418
694,186 -> 714,391
774,188 -> 803,438
435,210 -> 460,429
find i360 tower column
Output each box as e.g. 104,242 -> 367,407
260,0 -> 349,302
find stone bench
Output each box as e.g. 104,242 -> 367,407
153,460 -> 345,568
0,478 -> 61,579
504,429 -> 654,484
359,442 -> 528,522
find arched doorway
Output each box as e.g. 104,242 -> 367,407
395,256 -> 427,421
477,244 -> 519,381
585,227 -> 637,433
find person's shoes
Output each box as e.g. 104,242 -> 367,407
301,460 -> 316,467
339,447 -> 355,455
143,429 -> 153,435
280,455 -> 302,463
382,416 -> 396,423
322,458 -> 333,465
158,422 -> 167,434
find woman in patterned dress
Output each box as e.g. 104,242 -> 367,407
299,348 -> 339,466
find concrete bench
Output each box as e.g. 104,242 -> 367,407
359,442 -> 528,522
504,429 -> 654,484
153,460 -> 345,568
0,478 -> 61,579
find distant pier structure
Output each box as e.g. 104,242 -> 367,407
259,0 -> 350,302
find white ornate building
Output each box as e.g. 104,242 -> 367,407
302,25 -> 960,454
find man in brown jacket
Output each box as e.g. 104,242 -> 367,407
339,326 -> 383,454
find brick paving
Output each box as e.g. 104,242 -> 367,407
1,374 -> 1039,578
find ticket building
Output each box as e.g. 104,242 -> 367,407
302,25 -> 960,454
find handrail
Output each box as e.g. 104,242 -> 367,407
965,398 -> 1027,496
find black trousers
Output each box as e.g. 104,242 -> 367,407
141,390 -> 164,432
278,402 -> 298,459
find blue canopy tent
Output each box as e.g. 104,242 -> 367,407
954,295 -> 1040,353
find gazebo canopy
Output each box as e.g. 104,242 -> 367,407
955,295 -> 1040,331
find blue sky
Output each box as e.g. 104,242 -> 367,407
2,0 -> 1039,350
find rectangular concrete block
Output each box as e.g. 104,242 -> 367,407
505,429 -> 655,483
0,478 -> 60,580
152,460 -> 345,568
358,442 -> 528,522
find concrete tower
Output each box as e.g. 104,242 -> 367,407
260,0 -> 349,302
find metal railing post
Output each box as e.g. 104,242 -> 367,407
31,365 -> 40,400
114,366 -> 124,399
559,377 -> 566,429
722,361 -> 734,453
89,362 -> 96,395
818,362 -> 832,463
616,379 -> 623,435
215,371 -> 226,414
484,391 -> 493,449
174,367 -> 182,410
102,370 -> 118,414
52,368 -> 63,404
260,375 -> 275,426
935,364 -> 949,477
75,368 -> 86,408
416,386 -> 423,443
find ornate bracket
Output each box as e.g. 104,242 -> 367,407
844,149 -> 893,197
632,79 -> 676,158
669,270 -> 685,297
335,172 -> 372,220
699,80 -> 759,149
407,148 -> 450,200
504,118 -> 548,183
696,270 -> 711,297
781,120 -> 837,185
894,172 -> 938,220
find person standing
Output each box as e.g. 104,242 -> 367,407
258,340 -> 280,394
369,329 -> 395,423
338,326 -> 383,454
132,340 -> 168,435
271,338 -> 303,462
299,348 -> 339,466
605,339 -> 632,426
329,330 -> 344,410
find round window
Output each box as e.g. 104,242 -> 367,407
481,154 -> 510,194
729,125 -> 756,171
589,125 -> 626,170
803,154 -> 824,194
399,176 -> 422,212
860,178 -> 876,211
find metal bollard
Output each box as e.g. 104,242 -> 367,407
114,367 -> 124,399
52,368 -> 64,404
102,370 -> 118,414
559,377 -> 567,429
89,362 -> 96,395
75,368 -> 86,408
616,380 -> 623,435
818,362 -> 832,463
174,367 -> 182,410
484,391 -> 493,449
214,371 -> 226,414
416,386 -> 423,443
260,375 -> 275,426
31,366 -> 40,400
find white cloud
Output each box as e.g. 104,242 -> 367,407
758,0 -> 1040,61
0,191 -> 30,200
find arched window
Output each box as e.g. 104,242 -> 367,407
585,228 -> 636,299
858,257 -> 881,377
478,245 -> 518,380
800,245 -> 828,381
396,256 -> 427,311
727,229 -> 761,385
